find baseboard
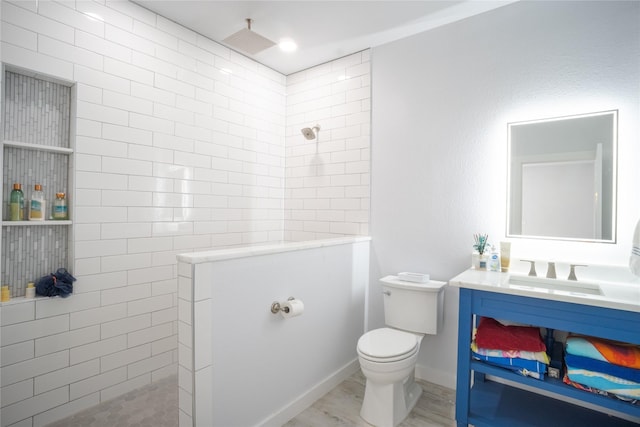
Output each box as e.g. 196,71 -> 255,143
257,358 -> 360,427
415,363 -> 456,390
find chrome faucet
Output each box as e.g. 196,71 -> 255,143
546,262 -> 556,279
521,260 -> 537,277
568,264 -> 588,281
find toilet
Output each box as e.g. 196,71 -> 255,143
357,275 -> 446,427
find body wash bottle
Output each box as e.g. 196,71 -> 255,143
9,183 -> 24,221
52,193 -> 68,220
29,184 -> 45,221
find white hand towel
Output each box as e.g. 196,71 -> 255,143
630,218 -> 640,277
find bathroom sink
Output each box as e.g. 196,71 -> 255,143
450,267 -> 640,313
507,275 -> 603,296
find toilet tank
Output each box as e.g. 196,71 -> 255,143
381,275 -> 447,334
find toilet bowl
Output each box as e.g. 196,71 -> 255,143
357,328 -> 423,427
357,276 -> 446,427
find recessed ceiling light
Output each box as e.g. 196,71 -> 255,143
279,38 -> 297,53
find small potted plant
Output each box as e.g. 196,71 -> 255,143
472,233 -> 489,270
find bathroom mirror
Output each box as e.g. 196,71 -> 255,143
507,110 -> 617,242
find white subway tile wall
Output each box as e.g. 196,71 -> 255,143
176,260 -> 194,427
284,52 -> 371,241
0,1 -> 371,426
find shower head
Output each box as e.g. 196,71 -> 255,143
222,18 -> 276,55
301,124 -> 320,140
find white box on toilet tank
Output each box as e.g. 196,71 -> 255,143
381,275 -> 446,334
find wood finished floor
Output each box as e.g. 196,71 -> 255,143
285,370 -> 457,427
46,370 -> 456,427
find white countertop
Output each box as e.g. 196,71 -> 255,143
449,268 -> 640,313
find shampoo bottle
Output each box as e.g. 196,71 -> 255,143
1,285 -> 10,302
9,183 -> 24,221
29,184 -> 45,221
25,282 -> 36,299
52,193 -> 68,220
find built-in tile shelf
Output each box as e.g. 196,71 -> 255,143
3,139 -> 73,154
2,220 -> 72,226
0,295 -> 46,306
2,69 -> 73,298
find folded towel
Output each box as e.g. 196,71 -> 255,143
563,373 -> 638,403
472,349 -> 547,380
475,317 -> 545,352
471,340 -> 550,364
565,365 -> 640,400
566,336 -> 640,369
565,353 -> 640,383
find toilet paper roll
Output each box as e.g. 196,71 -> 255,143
281,299 -> 304,318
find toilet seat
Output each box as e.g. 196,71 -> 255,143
357,328 -> 420,363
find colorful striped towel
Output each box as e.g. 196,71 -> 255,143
565,353 -> 640,383
471,340 -> 550,364
565,365 -> 640,400
472,350 -> 547,380
566,336 -> 640,369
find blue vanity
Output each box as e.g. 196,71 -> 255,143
450,268 -> 640,427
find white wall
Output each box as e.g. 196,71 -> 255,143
370,1 -> 640,388
177,237 -> 369,427
0,2 -> 371,426
284,52 -> 371,241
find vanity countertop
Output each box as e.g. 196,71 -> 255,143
449,268 -> 640,314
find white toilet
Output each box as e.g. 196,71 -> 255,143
357,275 -> 446,427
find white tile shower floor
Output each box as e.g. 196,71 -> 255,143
45,371 -> 456,426
44,375 -> 178,427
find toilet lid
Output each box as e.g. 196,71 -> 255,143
357,328 -> 419,361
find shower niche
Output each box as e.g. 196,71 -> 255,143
1,68 -> 75,298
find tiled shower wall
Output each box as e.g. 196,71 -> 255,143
1,1 -> 285,425
2,72 -> 72,297
1,223 -> 70,297
284,52 -> 371,240
2,147 -> 71,297
0,0 -> 370,426
3,71 -> 71,147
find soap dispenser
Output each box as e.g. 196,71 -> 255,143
489,246 -> 500,272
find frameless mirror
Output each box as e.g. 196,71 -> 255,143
507,110 -> 617,242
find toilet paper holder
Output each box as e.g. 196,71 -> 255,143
271,297 -> 296,314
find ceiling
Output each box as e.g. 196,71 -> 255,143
133,1 -> 515,75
